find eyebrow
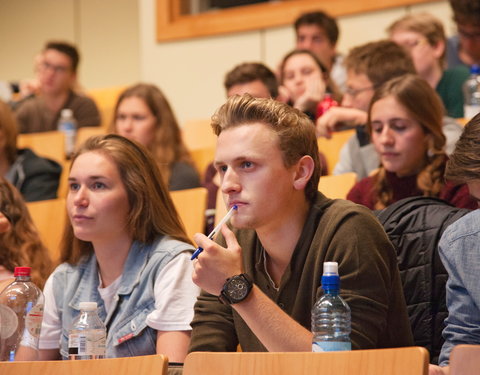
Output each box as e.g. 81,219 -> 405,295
68,175 -> 107,182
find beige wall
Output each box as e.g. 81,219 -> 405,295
141,0 -> 454,124
1,0 -> 454,125
0,0 -> 139,89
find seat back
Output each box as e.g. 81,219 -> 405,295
183,347 -> 428,375
87,86 -> 126,130
26,198 -> 66,263
75,126 -> 107,149
170,187 -> 208,239
317,129 -> 355,175
0,354 -> 168,375
318,172 -> 357,199
450,345 -> 480,375
17,131 -> 66,164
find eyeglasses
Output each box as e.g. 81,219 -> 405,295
40,61 -> 71,74
344,86 -> 374,97
397,38 -> 428,51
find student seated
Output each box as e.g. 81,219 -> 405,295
347,74 -> 476,210
111,83 -> 200,191
14,41 -> 100,133
0,177 -> 53,288
388,12 -> 470,118
0,100 -> 61,202
278,49 -> 342,121
429,114 -> 480,375
315,40 -> 463,180
189,94 -> 413,352
39,134 -> 200,361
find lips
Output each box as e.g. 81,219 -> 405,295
72,214 -> 93,222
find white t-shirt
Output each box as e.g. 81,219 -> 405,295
39,251 -> 199,349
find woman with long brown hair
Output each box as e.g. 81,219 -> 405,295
0,177 -> 53,288
38,135 -> 199,362
110,83 -> 200,191
347,74 -> 476,210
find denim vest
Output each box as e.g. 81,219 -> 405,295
51,236 -> 193,358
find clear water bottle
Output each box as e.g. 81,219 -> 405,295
57,108 -> 77,158
312,261 -> 351,352
463,64 -> 480,120
68,302 -> 106,360
0,266 -> 44,361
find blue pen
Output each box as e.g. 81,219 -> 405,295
191,205 -> 238,260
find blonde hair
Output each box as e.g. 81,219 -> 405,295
367,75 -> 446,209
60,134 -> 191,265
388,12 -> 446,66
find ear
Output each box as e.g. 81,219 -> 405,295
292,155 -> 315,191
432,40 -> 445,60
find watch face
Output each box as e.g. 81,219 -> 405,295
227,276 -> 249,300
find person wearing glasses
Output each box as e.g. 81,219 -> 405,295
388,12 -> 470,118
14,41 -> 100,133
446,0 -> 480,69
315,40 -> 463,180
346,74 -> 475,210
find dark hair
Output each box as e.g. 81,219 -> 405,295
211,94 -> 320,204
279,49 -> 342,103
224,62 -> 278,98
60,134 -> 192,265
294,11 -> 339,45
345,40 -> 416,87
0,100 -> 18,165
0,177 -> 53,288
44,41 -> 80,72
446,113 -> 480,183
449,0 -> 480,27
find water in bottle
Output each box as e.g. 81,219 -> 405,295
68,302 -> 106,360
463,64 -> 480,120
57,108 -> 77,158
0,266 -> 44,361
312,261 -> 351,352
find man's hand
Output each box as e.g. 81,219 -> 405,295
192,225 -> 243,295
316,107 -> 368,139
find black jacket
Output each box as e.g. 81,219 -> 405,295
374,196 -> 471,364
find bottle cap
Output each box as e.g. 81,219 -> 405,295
14,266 -> 31,277
471,64 -> 480,74
79,302 -> 98,311
323,261 -> 338,276
61,108 -> 73,118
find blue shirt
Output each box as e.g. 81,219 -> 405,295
438,209 -> 480,366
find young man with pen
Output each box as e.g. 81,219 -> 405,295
189,94 -> 413,352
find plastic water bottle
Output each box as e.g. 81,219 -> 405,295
68,302 -> 106,360
312,261 -> 351,352
0,266 -> 44,361
57,108 -> 77,158
463,64 -> 480,120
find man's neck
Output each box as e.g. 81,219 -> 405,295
41,90 -> 70,113
256,197 -> 310,284
423,64 -> 443,89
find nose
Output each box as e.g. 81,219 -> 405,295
379,126 -> 395,146
72,185 -> 89,208
341,93 -> 353,108
221,167 -> 241,196
117,117 -> 133,135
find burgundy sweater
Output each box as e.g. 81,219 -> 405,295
347,171 -> 477,210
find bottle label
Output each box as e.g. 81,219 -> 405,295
0,304 -> 18,339
312,341 -> 351,352
25,304 -> 43,338
69,331 -> 106,356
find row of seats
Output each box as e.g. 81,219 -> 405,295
0,345 -> 478,375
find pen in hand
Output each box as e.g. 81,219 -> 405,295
191,205 -> 238,260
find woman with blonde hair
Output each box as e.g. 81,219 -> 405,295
0,177 -> 53,288
39,134 -> 199,361
111,83 -> 200,191
347,74 -> 476,210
